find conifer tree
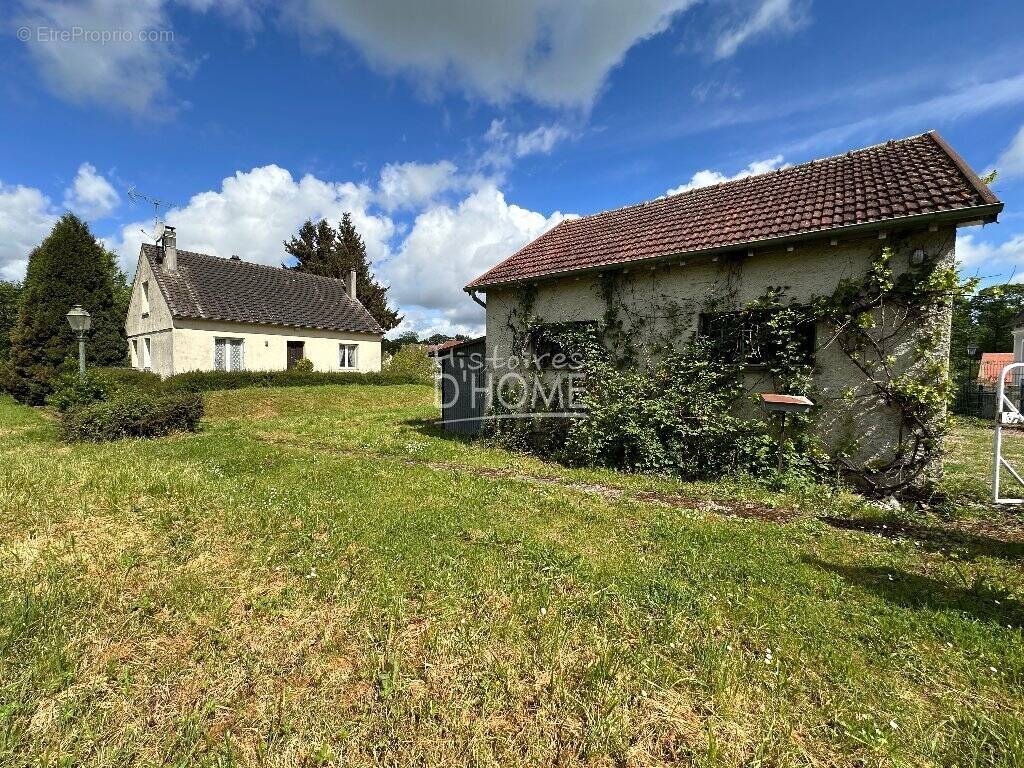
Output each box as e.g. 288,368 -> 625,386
285,214 -> 402,331
3,214 -> 126,403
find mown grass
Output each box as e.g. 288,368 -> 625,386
0,386 -> 1021,767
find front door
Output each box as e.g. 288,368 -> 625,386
286,340 -> 305,370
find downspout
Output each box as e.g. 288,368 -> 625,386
468,289 -> 486,309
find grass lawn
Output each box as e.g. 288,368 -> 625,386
0,386 -> 1022,767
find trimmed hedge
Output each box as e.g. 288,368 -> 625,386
59,390 -> 204,442
92,366 -> 162,394
161,369 -> 425,393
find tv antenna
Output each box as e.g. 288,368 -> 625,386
127,186 -> 173,241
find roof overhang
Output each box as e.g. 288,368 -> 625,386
465,202 -> 1003,293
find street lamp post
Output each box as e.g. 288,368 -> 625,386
66,305 -> 92,379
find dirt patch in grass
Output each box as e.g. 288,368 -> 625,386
256,433 -> 795,523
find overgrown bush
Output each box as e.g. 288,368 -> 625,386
383,343 -> 435,385
291,357 -> 315,373
162,369 -> 424,393
59,390 -> 203,442
561,346 -> 781,478
47,371 -> 107,413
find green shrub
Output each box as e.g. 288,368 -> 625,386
291,357 -> 315,373
47,371 -> 107,412
92,366 -> 162,394
383,344 -> 435,385
561,350 -> 780,478
162,369 -> 423,393
59,390 -> 204,442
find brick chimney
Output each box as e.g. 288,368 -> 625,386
161,225 -> 177,271
347,269 -> 357,301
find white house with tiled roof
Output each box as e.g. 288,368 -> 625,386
124,228 -> 383,378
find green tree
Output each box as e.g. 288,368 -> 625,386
0,281 -> 20,361
286,214 -> 403,331
950,283 -> 1024,383
283,219 -> 340,275
3,214 -> 127,404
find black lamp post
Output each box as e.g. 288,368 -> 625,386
966,341 -> 980,384
66,305 -> 92,379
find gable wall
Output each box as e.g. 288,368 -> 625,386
125,253 -> 176,377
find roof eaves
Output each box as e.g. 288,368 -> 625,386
465,202 -> 1004,291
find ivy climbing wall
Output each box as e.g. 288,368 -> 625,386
482,225 -> 958,494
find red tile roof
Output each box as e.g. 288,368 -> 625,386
466,131 -> 1001,290
978,353 -> 1015,384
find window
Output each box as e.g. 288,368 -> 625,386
528,322 -> 594,369
214,338 -> 245,371
141,281 -> 150,315
699,310 -> 816,367
131,339 -> 139,369
143,337 -> 152,371
339,343 -> 358,369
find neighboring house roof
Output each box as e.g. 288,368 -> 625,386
140,244 -> 383,335
427,336 -> 484,356
978,352 -> 1015,384
466,131 -> 1002,290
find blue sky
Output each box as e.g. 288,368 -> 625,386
2,0 -> 1023,336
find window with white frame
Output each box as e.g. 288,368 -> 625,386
214,338 -> 245,371
131,339 -> 139,369
143,337 -> 152,371
141,280 -> 150,315
339,343 -> 358,369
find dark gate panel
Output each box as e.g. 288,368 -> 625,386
438,338 -> 486,434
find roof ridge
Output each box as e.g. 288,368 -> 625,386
564,131 -> 935,227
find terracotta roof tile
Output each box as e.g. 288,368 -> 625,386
467,132 -> 1001,290
142,244 -> 383,335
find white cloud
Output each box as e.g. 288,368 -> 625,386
285,0 -> 697,108
63,163 -> 120,219
381,184 -> 569,317
513,124 -> 571,157
996,124 -> 1024,178
109,165 -> 393,272
377,160 -> 463,210
957,233 -> 1024,281
714,0 -> 809,60
666,154 -> 786,195
784,72 -> 1024,156
0,184 -> 58,282
14,0 -> 187,116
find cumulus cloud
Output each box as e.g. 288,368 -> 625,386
996,124 -> 1024,178
14,0 -> 188,115
0,183 -> 59,281
63,163 -> 120,219
666,154 -> 786,195
285,0 -> 697,107
377,160 -> 464,210
713,0 -> 809,60
381,184 -> 568,319
956,232 -> 1024,280
109,165 -> 393,272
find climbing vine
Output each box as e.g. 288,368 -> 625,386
485,238 -> 967,497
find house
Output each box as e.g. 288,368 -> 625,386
977,352 -> 1015,385
464,131 -> 1003,484
125,227 -> 383,377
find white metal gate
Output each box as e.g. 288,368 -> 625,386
992,362 -> 1024,504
